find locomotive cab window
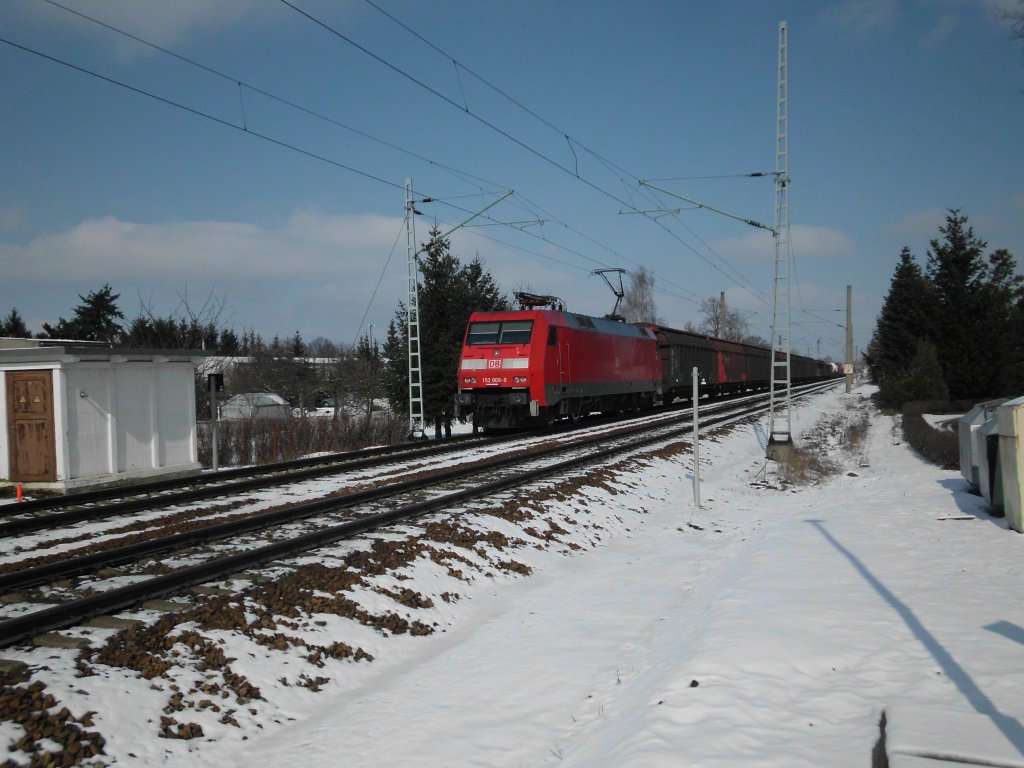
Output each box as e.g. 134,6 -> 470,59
499,321 -> 533,344
467,320 -> 534,345
467,322 -> 500,345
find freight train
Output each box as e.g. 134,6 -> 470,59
454,306 -> 833,431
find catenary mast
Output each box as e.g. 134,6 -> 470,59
405,178 -> 424,438
767,20 -> 792,454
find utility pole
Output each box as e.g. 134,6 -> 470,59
692,366 -> 701,509
719,291 -> 726,338
405,179 -> 424,438
767,19 -> 792,456
845,284 -> 853,393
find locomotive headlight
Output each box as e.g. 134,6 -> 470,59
463,376 -> 477,384
513,376 -> 527,384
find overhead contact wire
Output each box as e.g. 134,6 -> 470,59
281,0 -> 766,297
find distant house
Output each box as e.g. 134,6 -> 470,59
220,392 -> 291,420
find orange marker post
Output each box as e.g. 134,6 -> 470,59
16,484 -> 23,503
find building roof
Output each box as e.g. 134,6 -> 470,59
0,344 -> 208,365
222,392 -> 289,407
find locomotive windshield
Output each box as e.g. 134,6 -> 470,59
467,320 -> 534,345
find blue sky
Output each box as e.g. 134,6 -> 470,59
1,0 -> 1022,360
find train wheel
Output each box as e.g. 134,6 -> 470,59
542,407 -> 555,431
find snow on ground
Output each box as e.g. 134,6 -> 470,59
923,413 -> 962,432
228,385 -> 1024,767
5,384 -> 1024,767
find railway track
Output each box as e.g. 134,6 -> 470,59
0,380 -> 839,649
0,432 -> 500,536
0,385 -> 727,536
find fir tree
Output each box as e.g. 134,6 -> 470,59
0,308 -> 31,338
382,226 -> 509,437
42,284 -> 124,343
866,247 -> 935,390
980,248 -> 1024,395
925,211 -> 991,398
867,211 -> 1022,408
879,339 -> 948,409
382,313 -> 409,417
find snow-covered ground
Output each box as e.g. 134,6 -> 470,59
5,383 -> 1023,767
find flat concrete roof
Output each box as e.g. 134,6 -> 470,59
0,345 -> 209,365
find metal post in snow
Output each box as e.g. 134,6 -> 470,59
692,366 -> 701,510
209,375 -> 219,473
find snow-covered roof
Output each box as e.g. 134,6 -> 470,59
222,392 -> 288,407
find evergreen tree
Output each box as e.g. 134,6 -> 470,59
382,314 -> 409,417
42,284 -> 124,343
866,247 -> 935,389
0,308 -> 31,338
879,339 -> 949,409
925,211 -> 991,399
417,228 -> 469,438
980,248 -> 1024,395
382,226 -> 509,437
218,328 -> 241,356
867,211 -> 1022,408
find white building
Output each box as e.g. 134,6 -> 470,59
219,392 -> 291,420
1,342 -> 206,493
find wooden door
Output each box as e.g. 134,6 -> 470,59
6,371 -> 56,482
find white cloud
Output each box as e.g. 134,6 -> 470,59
885,208 -> 947,240
0,212 -> 415,341
0,211 -> 612,342
922,10 -> 960,47
710,225 -> 854,264
23,0 -> 264,58
821,0 -> 901,35
3,212 -> 403,284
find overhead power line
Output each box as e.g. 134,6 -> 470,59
30,0 -> 692,299
355,0 -> 775,307
0,35 -> 406,192
22,0 -> 769,313
278,0 -> 772,301
644,172 -> 778,181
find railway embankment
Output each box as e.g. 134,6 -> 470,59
5,384 -> 1020,767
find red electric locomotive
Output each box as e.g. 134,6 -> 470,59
454,308 -> 662,430
454,295 -> 836,431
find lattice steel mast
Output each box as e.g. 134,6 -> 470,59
405,178 -> 424,438
767,20 -> 792,451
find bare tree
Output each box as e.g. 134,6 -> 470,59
307,337 -> 340,359
1005,0 -> 1024,42
620,267 -> 661,323
334,336 -> 384,417
697,295 -> 750,341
